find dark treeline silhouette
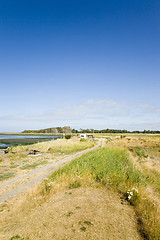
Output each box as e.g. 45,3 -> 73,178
22,126 -> 72,134
22,127 -> 160,134
75,129 -> 160,134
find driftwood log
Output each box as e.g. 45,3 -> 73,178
28,149 -> 40,155
4,147 -> 9,154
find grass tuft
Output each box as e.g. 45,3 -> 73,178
80,227 -> 86,232
66,211 -> 73,217
69,181 -> 81,189
0,156 -> 4,163
0,172 -> 15,181
20,160 -> 48,170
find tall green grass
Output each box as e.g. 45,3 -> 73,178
133,147 -> 148,159
145,170 -> 160,194
132,146 -> 160,194
49,147 -> 146,192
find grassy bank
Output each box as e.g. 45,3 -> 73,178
47,147 -> 145,192
38,147 -> 159,239
11,138 -> 95,154
0,138 -> 96,182
1,137 -> 160,239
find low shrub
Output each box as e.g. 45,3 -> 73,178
65,135 -> 72,139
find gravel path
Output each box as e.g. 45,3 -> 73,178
0,145 -> 99,204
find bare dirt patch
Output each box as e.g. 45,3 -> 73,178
0,187 -> 142,240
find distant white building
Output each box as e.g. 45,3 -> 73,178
80,134 -> 87,139
80,134 -> 94,139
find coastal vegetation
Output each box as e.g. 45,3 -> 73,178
41,140 -> 160,240
0,138 -> 95,182
0,172 -> 15,181
10,138 -> 95,154
22,126 -> 160,134
22,126 -> 72,134
0,135 -> 160,239
37,136 -> 160,239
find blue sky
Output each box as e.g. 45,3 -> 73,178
0,0 -> 160,132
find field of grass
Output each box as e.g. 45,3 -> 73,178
0,138 -> 95,183
37,135 -> 160,239
0,135 -> 160,239
93,132 -> 160,138
11,138 -> 95,154
46,147 -> 145,192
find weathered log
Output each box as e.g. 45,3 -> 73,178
28,149 -> 40,155
4,147 -> 9,154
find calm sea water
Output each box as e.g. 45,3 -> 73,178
0,134 -> 61,149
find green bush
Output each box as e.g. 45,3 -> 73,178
65,135 -> 72,139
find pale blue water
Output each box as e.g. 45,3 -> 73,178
0,134 -> 61,148
0,135 -> 53,139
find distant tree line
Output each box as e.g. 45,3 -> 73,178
22,127 -> 160,134
22,126 -> 72,134
75,128 -> 160,134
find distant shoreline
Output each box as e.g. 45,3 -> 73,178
0,133 -> 63,136
0,134 -> 63,149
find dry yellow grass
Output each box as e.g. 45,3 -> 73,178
0,138 -> 95,182
11,138 -> 95,153
0,135 -> 160,239
0,187 -> 142,240
108,136 -> 160,239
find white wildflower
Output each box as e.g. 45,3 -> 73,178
128,195 -> 131,200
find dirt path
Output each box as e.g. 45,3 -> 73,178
0,187 -> 143,240
0,145 -> 99,205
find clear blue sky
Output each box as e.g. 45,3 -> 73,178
0,0 -> 160,132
